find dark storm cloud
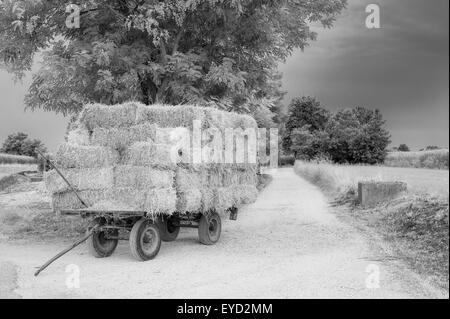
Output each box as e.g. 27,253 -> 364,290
280,0 -> 449,150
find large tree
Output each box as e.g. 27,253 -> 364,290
0,0 -> 347,122
326,107 -> 391,164
282,96 -> 330,153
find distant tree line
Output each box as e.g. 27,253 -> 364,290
282,96 -> 391,164
0,132 -> 46,158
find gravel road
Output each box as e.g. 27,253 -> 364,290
0,168 -> 447,298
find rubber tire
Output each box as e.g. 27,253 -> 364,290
86,221 -> 118,258
198,212 -> 221,245
129,219 -> 161,261
157,216 -> 180,242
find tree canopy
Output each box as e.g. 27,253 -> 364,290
1,132 -> 47,157
283,97 -> 391,164
0,0 -> 347,123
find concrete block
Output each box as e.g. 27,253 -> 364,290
358,181 -> 407,207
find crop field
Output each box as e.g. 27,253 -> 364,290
384,149 -> 449,170
294,161 -> 449,198
0,164 -> 38,180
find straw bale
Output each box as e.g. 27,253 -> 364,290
67,125 -> 91,145
91,123 -> 157,150
233,184 -> 258,205
124,142 -> 175,168
44,167 -> 114,193
54,143 -> 119,168
105,187 -> 147,211
114,166 -> 174,189
213,187 -> 236,213
79,102 -> 142,130
144,188 -> 177,215
135,104 -> 206,128
176,188 -> 202,213
51,190 -> 106,212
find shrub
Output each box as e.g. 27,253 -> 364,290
278,155 -> 295,167
397,144 -> 410,152
1,132 -> 46,158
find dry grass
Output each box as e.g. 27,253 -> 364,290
294,160 -> 449,198
0,210 -> 88,240
385,149 -> 449,170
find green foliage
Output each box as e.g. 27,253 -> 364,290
284,97 -> 390,164
283,96 -> 330,152
398,144 -> 410,152
327,107 -> 391,164
1,132 -> 47,158
278,155 -> 295,167
0,0 -> 347,122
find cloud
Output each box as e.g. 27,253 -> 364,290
279,0 -> 449,149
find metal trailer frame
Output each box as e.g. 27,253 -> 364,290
34,207 -> 238,276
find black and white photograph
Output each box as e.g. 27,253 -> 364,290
0,0 -> 448,303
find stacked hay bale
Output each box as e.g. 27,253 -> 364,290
45,102 -> 259,216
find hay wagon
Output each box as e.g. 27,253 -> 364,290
34,103 -> 258,276
34,206 -> 238,276
60,207 -> 237,261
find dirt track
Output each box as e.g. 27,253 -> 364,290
0,168 -> 447,298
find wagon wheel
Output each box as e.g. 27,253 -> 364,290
86,219 -> 119,258
198,212 -> 221,245
157,215 -> 180,242
129,219 -> 161,261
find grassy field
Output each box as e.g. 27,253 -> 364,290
0,164 -> 38,180
294,161 -> 449,290
385,149 -> 449,170
294,161 -> 449,198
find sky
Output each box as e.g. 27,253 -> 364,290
0,0 -> 449,151
279,0 -> 449,150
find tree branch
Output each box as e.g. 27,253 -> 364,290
159,38 -> 168,63
172,30 -> 183,55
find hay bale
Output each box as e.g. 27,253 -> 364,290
91,123 -> 157,150
55,143 -> 119,168
233,184 -> 258,205
114,166 -> 174,189
105,187 -> 147,211
124,142 -> 183,168
67,125 -> 91,145
154,127 -> 192,163
52,190 -> 106,213
239,114 -> 258,129
136,104 -> 206,128
144,188 -> 177,215
44,168 -> 114,193
204,108 -> 239,130
176,168 -> 202,190
177,188 -> 202,213
79,102 -> 142,130
214,187 -> 236,213
201,187 -> 215,211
